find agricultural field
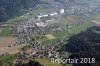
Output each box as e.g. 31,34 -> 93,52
0,37 -> 25,54
0,45 -> 25,54
71,21 -> 92,34
0,54 -> 19,66
54,16 -> 80,26
51,31 -> 69,39
0,28 -> 12,36
33,34 -> 48,42
35,15 -> 94,44
0,37 -> 16,47
0,28 -> 2,34
33,32 -> 69,44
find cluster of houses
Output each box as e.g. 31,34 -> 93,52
12,35 -> 67,65
57,0 -> 100,24
0,51 -> 8,56
9,9 -> 66,46
1,1 -> 100,65
8,6 -> 98,60
20,42 -> 60,59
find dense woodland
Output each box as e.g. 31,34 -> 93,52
0,0 -> 43,22
64,26 -> 100,66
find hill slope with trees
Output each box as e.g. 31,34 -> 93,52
0,0 -> 42,22
65,26 -> 100,66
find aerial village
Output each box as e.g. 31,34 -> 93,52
12,9 -> 67,57
0,9 -> 70,64
0,1 -> 100,65
0,8 -> 79,65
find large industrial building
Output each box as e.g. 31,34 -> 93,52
37,9 -> 65,20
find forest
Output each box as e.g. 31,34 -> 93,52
0,0 -> 43,22
64,26 -> 100,66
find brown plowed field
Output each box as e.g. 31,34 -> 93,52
0,37 -> 16,48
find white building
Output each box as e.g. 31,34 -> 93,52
49,12 -> 58,16
37,9 -> 65,20
60,9 -> 65,14
38,14 -> 49,20
35,22 -> 48,27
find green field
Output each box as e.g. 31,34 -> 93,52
40,31 -> 69,44
0,54 -> 19,66
71,21 -> 92,34
33,34 -> 48,42
51,31 -> 69,38
0,29 -> 2,33
28,14 -> 96,44
55,16 -> 80,26
32,31 -> 69,44
32,34 -> 59,44
0,28 -> 12,36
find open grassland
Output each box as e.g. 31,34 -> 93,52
31,7 -> 57,16
0,54 -> 19,66
0,28 -> 2,34
51,31 -> 69,39
41,38 -> 59,44
71,22 -> 92,34
55,16 -> 80,26
0,28 -> 12,36
33,34 -> 58,44
33,34 -> 48,42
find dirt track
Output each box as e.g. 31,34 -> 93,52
91,20 -> 100,26
45,34 -> 55,39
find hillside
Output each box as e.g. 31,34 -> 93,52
65,26 -> 100,66
0,0 -> 43,22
